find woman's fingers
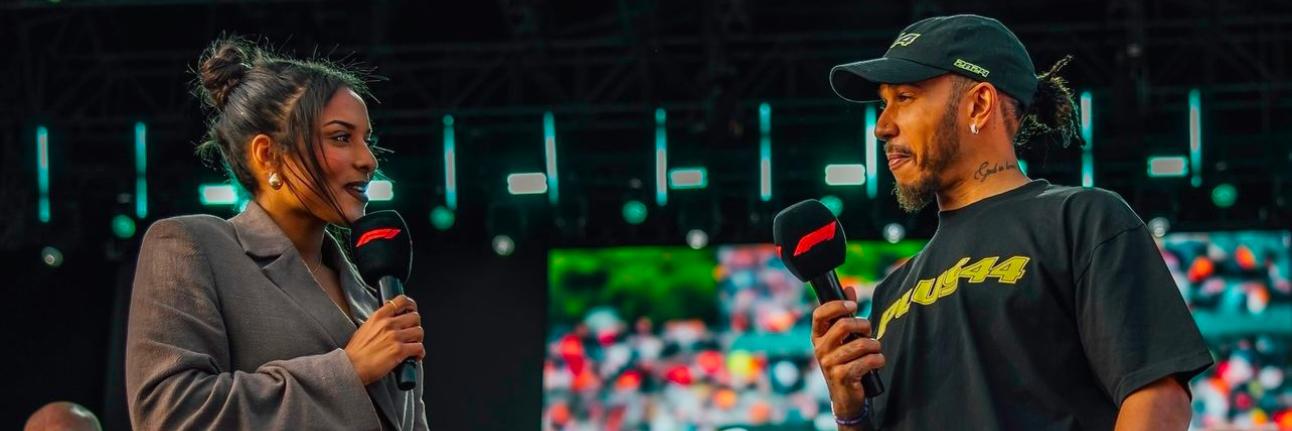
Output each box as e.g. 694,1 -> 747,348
373,295 -> 416,319
388,311 -> 422,330
401,342 -> 426,361
395,326 -> 424,343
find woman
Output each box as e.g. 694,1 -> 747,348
125,36 -> 428,430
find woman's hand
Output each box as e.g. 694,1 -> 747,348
344,295 -> 425,386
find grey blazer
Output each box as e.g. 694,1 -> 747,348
125,202 -> 428,430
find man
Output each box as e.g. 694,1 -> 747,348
810,14 -> 1213,430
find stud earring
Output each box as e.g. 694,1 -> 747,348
268,172 -> 283,190
970,124 -> 979,135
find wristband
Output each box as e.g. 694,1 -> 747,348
834,398 -> 871,426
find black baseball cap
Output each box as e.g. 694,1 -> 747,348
830,14 -> 1037,106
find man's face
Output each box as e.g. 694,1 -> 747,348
876,75 -> 966,213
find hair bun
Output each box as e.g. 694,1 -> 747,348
198,37 -> 255,110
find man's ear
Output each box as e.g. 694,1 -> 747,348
967,82 -> 996,132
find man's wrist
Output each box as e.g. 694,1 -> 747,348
830,401 -> 860,419
832,398 -> 870,425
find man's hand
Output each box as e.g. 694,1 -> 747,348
810,286 -> 885,422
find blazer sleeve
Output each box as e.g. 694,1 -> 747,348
125,218 -> 381,430
414,360 -> 429,430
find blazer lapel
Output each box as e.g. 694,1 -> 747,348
327,235 -> 407,431
230,202 -> 407,430
229,202 -> 357,350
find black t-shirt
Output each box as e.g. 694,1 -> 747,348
866,179 -> 1213,430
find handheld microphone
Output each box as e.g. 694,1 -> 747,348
773,199 -> 884,398
351,210 -> 418,391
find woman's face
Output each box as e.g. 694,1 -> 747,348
282,87 -> 378,224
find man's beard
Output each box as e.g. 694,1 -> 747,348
893,107 -> 961,213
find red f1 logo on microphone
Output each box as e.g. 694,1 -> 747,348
792,222 -> 837,257
356,228 -> 401,247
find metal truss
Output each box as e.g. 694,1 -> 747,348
3,0 -> 1291,246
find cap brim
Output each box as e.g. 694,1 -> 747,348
830,57 -> 947,103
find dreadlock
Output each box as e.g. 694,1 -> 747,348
1005,55 -> 1083,148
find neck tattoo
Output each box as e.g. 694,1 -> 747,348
974,161 -> 1017,182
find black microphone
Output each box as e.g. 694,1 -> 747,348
773,199 -> 884,398
351,210 -> 418,391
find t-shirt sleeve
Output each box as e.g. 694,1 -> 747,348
1070,194 -> 1214,405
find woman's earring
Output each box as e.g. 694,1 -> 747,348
268,172 -> 283,190
970,123 -> 979,135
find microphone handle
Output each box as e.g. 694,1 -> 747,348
378,276 -> 419,391
808,271 -> 885,398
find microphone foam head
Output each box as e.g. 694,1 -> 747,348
350,210 -> 413,286
772,199 -> 847,282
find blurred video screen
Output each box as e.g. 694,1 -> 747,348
543,242 -> 922,430
543,231 -> 1292,430
1157,230 -> 1292,430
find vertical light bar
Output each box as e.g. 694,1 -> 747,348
1188,89 -> 1202,188
758,102 -> 772,202
543,111 -> 559,205
865,104 -> 879,199
443,115 -> 458,210
1079,91 -> 1093,188
135,121 -> 148,219
36,126 -> 50,223
655,107 -> 668,207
